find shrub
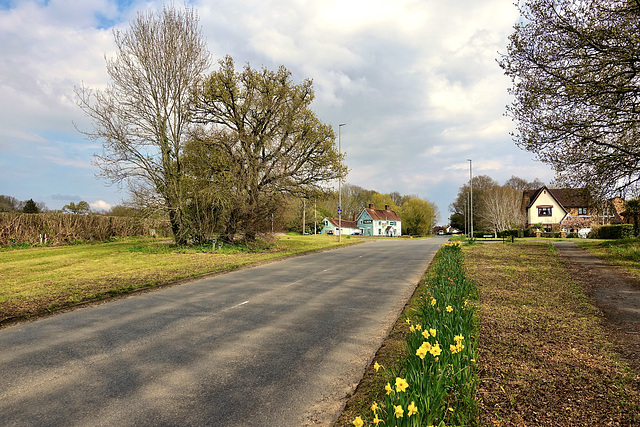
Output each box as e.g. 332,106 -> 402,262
590,224 -> 634,239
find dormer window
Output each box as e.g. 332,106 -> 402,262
538,206 -> 552,217
577,207 -> 587,215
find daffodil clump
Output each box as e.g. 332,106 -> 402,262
353,242 -> 477,426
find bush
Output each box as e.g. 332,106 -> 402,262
590,224 -> 634,239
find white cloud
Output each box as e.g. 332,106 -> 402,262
90,200 -> 112,211
0,0 -> 554,217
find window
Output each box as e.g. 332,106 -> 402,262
578,207 -> 587,215
538,206 -> 552,217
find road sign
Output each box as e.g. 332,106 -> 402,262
337,206 -> 342,215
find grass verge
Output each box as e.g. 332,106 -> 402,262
0,234 -> 359,325
335,242 -> 478,426
465,242 -> 640,425
337,240 -> 640,426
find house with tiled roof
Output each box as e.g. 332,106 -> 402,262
522,186 -> 623,232
357,204 -> 402,237
320,217 -> 362,235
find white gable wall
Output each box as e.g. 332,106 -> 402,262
528,189 -> 566,225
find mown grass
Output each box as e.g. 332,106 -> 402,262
0,234 -> 359,323
576,237 -> 640,277
464,242 -> 640,426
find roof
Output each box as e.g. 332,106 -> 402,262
325,218 -> 359,229
524,187 -> 592,210
362,208 -> 401,221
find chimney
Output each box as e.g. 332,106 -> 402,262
353,212 -> 357,221
369,203 -> 374,209
385,204 -> 390,211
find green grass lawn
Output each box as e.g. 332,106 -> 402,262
0,234 -> 360,323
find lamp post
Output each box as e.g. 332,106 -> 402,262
338,123 -> 346,242
467,159 -> 473,238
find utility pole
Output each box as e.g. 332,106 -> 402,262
467,159 -> 473,238
338,123 -> 346,242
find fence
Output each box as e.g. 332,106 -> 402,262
0,213 -> 171,247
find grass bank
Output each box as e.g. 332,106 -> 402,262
465,242 -> 640,425
0,234 -> 359,324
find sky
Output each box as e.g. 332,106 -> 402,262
0,0 -> 555,222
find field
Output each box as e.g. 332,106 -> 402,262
0,234 -> 359,325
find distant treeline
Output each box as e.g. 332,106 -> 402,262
0,213 -> 171,247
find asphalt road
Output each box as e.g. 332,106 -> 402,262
0,236 -> 448,426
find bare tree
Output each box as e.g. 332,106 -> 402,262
500,0 -> 640,197
478,185 -> 524,237
76,5 -> 211,244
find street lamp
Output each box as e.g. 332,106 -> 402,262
467,159 -> 473,239
338,123 -> 346,242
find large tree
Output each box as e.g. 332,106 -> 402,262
500,0 -> 640,197
192,56 -> 346,241
76,6 -> 211,244
449,175 -> 499,231
477,185 -> 524,236
400,198 -> 438,236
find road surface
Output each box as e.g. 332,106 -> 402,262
0,236 -> 448,426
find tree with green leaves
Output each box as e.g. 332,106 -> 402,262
500,0 -> 640,196
192,56 -> 346,242
400,198 -> 438,236
63,201 -> 91,215
22,199 -> 40,214
76,5 -> 211,244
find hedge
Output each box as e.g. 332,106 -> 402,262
0,212 -> 171,247
589,224 -> 634,239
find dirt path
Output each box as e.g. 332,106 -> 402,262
552,241 -> 640,372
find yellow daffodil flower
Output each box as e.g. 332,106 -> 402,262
446,305 -> 453,312
430,328 -> 436,337
416,345 -> 428,359
373,415 -> 381,425
430,297 -> 437,306
408,401 -> 418,417
394,404 -> 404,418
422,330 -> 430,339
374,362 -> 381,372
415,324 -> 422,331
430,343 -> 442,357
371,401 -> 379,412
385,382 -> 393,395
395,377 -> 409,393
352,416 -> 364,427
